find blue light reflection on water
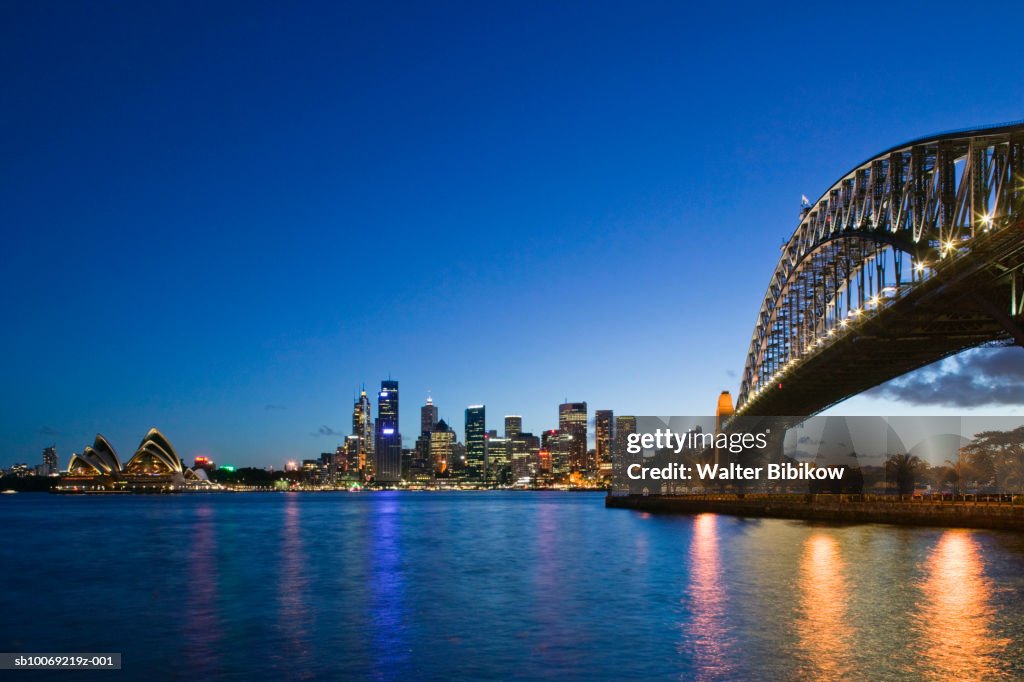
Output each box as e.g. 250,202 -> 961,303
3,492 -> 1024,680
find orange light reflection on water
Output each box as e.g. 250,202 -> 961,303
916,531 -> 1008,680
796,534 -> 852,679
686,513 -> 732,679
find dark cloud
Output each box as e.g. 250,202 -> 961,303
868,347 -> 1024,407
265,404 -> 287,411
38,426 -> 61,436
311,425 -> 341,437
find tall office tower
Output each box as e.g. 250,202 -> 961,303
421,396 -> 439,436
320,451 -> 336,483
464,405 -> 486,483
344,436 -> 360,474
352,389 -> 374,477
595,410 -> 614,477
511,431 -> 540,482
335,445 -> 349,481
417,396 -> 438,464
486,434 -> 510,486
542,428 -> 571,478
613,415 -> 637,480
558,402 -> 588,472
430,419 -> 456,474
344,436 -> 356,473
504,415 -> 522,439
41,446 -> 58,475
375,380 -> 402,483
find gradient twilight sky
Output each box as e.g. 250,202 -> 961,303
3,1 -> 1023,468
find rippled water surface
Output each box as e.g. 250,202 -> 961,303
3,491 -> 1024,680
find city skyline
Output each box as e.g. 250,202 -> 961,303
3,1 -> 1024,468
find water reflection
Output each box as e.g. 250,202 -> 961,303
916,531 -> 1008,680
278,494 -> 311,672
185,504 -> 221,674
368,494 -> 407,676
530,499 -> 566,669
6,493 -> 1024,679
685,514 -> 733,680
796,534 -> 853,679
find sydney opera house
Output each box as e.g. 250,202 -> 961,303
57,428 -> 219,493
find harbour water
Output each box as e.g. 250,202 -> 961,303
3,491 -> 1024,680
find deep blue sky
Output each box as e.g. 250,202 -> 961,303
3,1 -> 1023,468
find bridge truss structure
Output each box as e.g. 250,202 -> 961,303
737,121 -> 1024,416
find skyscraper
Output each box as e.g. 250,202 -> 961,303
430,419 -> 456,474
375,380 -> 401,483
504,415 -> 522,439
42,446 -> 58,475
344,435 -> 361,476
595,410 -> 614,477
465,405 -> 486,483
613,415 -> 637,481
421,396 -> 439,436
542,428 -> 570,478
511,431 -> 540,483
352,389 -> 374,478
486,434 -> 510,485
559,401 -> 588,472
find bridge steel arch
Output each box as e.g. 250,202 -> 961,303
737,121 -> 1024,416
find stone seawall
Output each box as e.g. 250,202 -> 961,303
605,494 -> 1024,531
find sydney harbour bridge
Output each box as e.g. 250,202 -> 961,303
734,120 -> 1024,419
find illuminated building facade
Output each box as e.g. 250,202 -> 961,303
613,415 -> 637,479
486,435 -> 510,485
716,391 -> 735,432
416,396 -> 439,466
504,415 -> 522,439
511,431 -> 540,482
42,446 -> 58,476
595,409 -> 613,477
60,429 -> 215,493
465,405 -> 486,483
375,380 -> 401,483
193,456 -> 215,471
542,428 -> 572,478
421,396 -> 438,436
558,402 -> 588,472
352,389 -> 374,478
430,419 -> 456,474
344,435 -> 361,474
